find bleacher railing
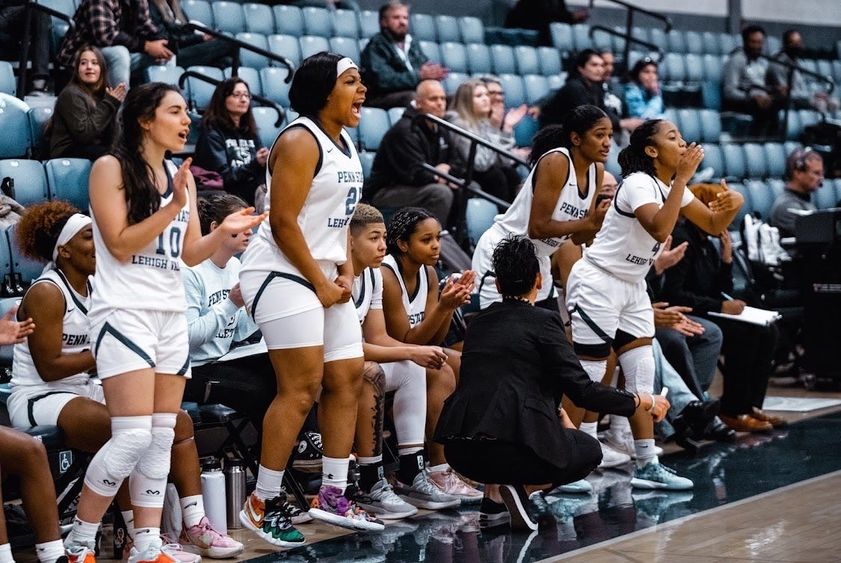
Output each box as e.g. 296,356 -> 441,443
177,69 -> 285,124
588,0 -> 672,67
17,0 -> 76,99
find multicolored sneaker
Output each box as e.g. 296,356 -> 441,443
126,545 -> 177,563
277,493 -> 312,525
428,468 -> 483,504
309,485 -> 385,531
352,479 -> 418,520
179,516 -> 244,558
394,470 -> 461,510
65,542 -> 96,563
631,461 -> 694,490
158,541 -> 200,563
239,493 -> 306,547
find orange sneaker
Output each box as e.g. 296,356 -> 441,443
66,544 -> 96,563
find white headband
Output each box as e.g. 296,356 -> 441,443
52,213 -> 91,262
337,57 -> 358,77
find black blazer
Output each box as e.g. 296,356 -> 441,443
434,300 -> 636,469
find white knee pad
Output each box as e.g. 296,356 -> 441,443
84,416 -> 153,497
386,361 -> 427,447
580,360 -> 608,383
129,413 -> 177,508
619,346 -> 655,395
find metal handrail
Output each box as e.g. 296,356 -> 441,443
420,163 -> 512,210
588,25 -> 662,58
177,70 -> 284,126
18,0 -> 76,98
587,0 -> 671,70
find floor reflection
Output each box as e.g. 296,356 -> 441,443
249,412 -> 841,562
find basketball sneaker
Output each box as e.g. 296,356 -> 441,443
239,493 -> 306,547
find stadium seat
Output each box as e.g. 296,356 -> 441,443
359,151 -> 375,178
387,107 -> 405,125
185,66 -> 224,110
440,42 -> 468,74
458,17 -> 484,44
765,35 -> 781,56
45,158 -> 91,211
699,109 -> 721,142
605,141 -> 621,178
834,179 -> 841,205
523,75 -> 550,105
0,95 -> 31,159
763,143 -> 786,178
299,35 -> 330,60
798,109 -> 820,133
465,43 -> 492,75
663,53 -> 686,83
332,9 -> 359,38
702,81 -> 722,110
442,72 -> 468,95
272,5 -> 304,36
498,74 -> 525,108
538,47 -> 562,77
144,64 -> 185,86
684,54 -> 704,83
418,41 -> 440,65
252,106 -> 284,149
27,106 -> 54,158
235,33 -> 270,69
184,0 -> 213,27
719,33 -> 736,55
783,141 -> 802,156
224,66 -> 261,96
833,61 -> 841,84
466,198 -> 497,247
745,180 -> 775,220
784,110 -> 802,140
260,67 -> 292,107
0,240 -> 10,296
767,178 -> 785,199
702,143 -> 723,178
268,34 -> 301,67
329,37 -> 360,63
701,31 -> 720,55
649,28 -> 666,50
550,23 -> 573,52
816,60 -> 833,81
743,143 -> 767,178
435,15 -> 460,43
513,115 -> 538,147
284,109 -> 300,125
667,30 -> 686,53
490,45 -> 517,75
358,108 -> 390,151
702,54 -> 723,82
547,74 -> 564,91
722,144 -> 747,179
728,183 -> 752,228
514,46 -> 540,76
677,109 -> 701,142
212,1 -> 245,33
0,62 -> 15,96
359,10 -> 379,38
302,6 -> 332,36
6,224 -> 45,285
684,31 -> 704,55
358,37 -> 369,54
243,3 -> 274,35
571,25 -> 590,51
410,13 -> 436,42
591,28 -> 613,52
814,183 -> 837,209
0,160 -> 48,206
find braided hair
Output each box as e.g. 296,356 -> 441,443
617,119 -> 663,178
530,105 -> 610,167
386,207 -> 437,257
492,235 -> 539,299
196,192 -> 247,236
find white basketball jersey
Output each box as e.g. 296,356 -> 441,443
241,116 -> 363,278
352,267 -> 383,324
382,255 -> 428,328
90,161 -> 190,320
12,269 -> 93,388
495,147 -> 597,257
584,172 -> 695,282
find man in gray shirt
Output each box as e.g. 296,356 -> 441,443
767,30 -> 840,114
769,148 -> 825,237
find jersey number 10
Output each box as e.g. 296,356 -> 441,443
156,227 -> 183,258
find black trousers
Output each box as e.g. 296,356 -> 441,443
443,429 -> 601,487
472,164 -> 521,210
0,5 -> 50,78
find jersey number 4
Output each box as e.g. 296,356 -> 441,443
156,227 -> 183,258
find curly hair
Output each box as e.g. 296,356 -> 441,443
196,192 -> 247,236
16,200 -> 82,262
617,119 -> 663,178
386,207 -> 437,257
492,235 -> 539,299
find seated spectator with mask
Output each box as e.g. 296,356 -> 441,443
769,147 -> 825,238
360,1 -> 447,108
768,30 -> 840,115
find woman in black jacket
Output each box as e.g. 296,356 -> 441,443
434,236 -> 670,530
193,78 -> 268,205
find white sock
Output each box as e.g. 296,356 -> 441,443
65,516 -> 99,548
35,540 -> 64,563
321,456 -> 350,492
356,455 -> 382,466
428,463 -> 449,474
180,494 -> 206,529
255,465 -> 285,500
634,439 -> 658,468
121,510 -> 135,540
611,415 -> 632,435
397,445 -> 423,457
0,543 -> 14,563
579,421 -> 598,439
132,527 -> 161,553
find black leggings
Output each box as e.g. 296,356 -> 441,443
443,429 -> 601,487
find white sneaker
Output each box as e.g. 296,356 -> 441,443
394,470 -> 461,510
353,479 -> 418,520
552,478 -> 593,494
631,461 -> 694,490
602,431 -> 663,459
599,441 -> 632,468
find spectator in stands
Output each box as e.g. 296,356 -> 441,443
479,74 -> 530,143
722,25 -> 783,137
624,58 -> 665,120
434,236 -> 667,531
768,30 -> 840,114
505,0 -> 588,46
366,80 -> 464,227
769,147 -> 824,238
539,50 -> 621,133
599,50 -> 623,116
58,0 -> 173,87
0,1 -> 51,94
360,1 -> 447,108
661,183 -> 786,433
447,79 -> 522,204
147,0 -> 235,69
48,46 -> 125,160
193,78 -> 268,205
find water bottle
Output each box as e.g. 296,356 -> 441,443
224,458 -> 246,530
200,457 -> 227,535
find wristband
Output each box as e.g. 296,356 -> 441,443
646,393 -> 657,413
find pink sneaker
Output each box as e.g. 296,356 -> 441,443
428,468 -> 483,504
180,517 -> 244,559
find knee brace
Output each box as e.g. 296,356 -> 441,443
129,413 -> 177,508
84,416 -> 152,497
619,345 -> 655,395
579,359 -> 608,383
390,361 -> 427,448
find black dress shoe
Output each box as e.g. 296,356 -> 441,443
680,399 -> 720,433
702,417 -> 737,442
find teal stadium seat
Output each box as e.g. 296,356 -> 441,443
440,42 -> 467,74
418,41 -> 440,65
498,74 -> 525,108
514,114 -> 539,147
667,30 -> 686,53
701,31 -> 720,55
358,108 -> 389,151
466,198 -> 498,247
28,106 -> 54,158
435,15 -> 460,43
701,144 -> 723,178
699,109 -> 721,143
225,66 -> 262,96
299,36 -> 330,60
719,33 -> 736,55
764,143 -> 787,178
332,10 -> 359,39
329,37 -> 360,63
742,143 -> 767,178
684,54 -> 704,83
0,159 -> 48,205
185,66 -> 224,110
514,46 -> 540,76
260,67 -> 292,107
746,180 -> 774,219
235,33 -> 270,69
387,107 -> 405,125
0,62 -> 15,96
571,25 -> 590,51
243,3 -> 274,35
442,72 -> 467,95
523,75 -> 550,105
410,14 -> 436,42
359,11 -> 379,38
466,43 -> 492,74
0,95 -> 31,159
272,5 -> 304,36
302,7 -> 332,37
728,183 -> 752,228
359,151 -> 375,178
677,109 -> 701,142
722,144 -> 746,179
538,47 -> 562,77
212,1 -> 245,33
252,106 -> 283,149
184,0 -> 213,27
45,158 -> 91,212
7,224 -> 47,285
268,34 -> 302,67
605,142 -> 621,178
458,17 -> 484,44
685,31 -> 704,55
490,45 -> 516,75
814,182 -> 837,210
550,23 -> 573,52
767,178 -> 785,199
144,65 -> 185,87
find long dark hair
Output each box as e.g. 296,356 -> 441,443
530,105 -> 609,166
113,82 -> 185,225
70,45 -> 108,96
201,77 -> 258,138
492,235 -> 540,299
288,51 -> 344,117
617,118 -> 663,177
386,207 -> 436,257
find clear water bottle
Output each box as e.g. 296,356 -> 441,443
200,457 -> 227,535
224,458 -> 247,530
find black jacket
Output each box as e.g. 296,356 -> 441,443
364,106 -> 465,201
539,76 -> 621,131
434,300 -> 636,469
193,123 -> 265,205
360,29 -> 428,98
49,83 -> 120,158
